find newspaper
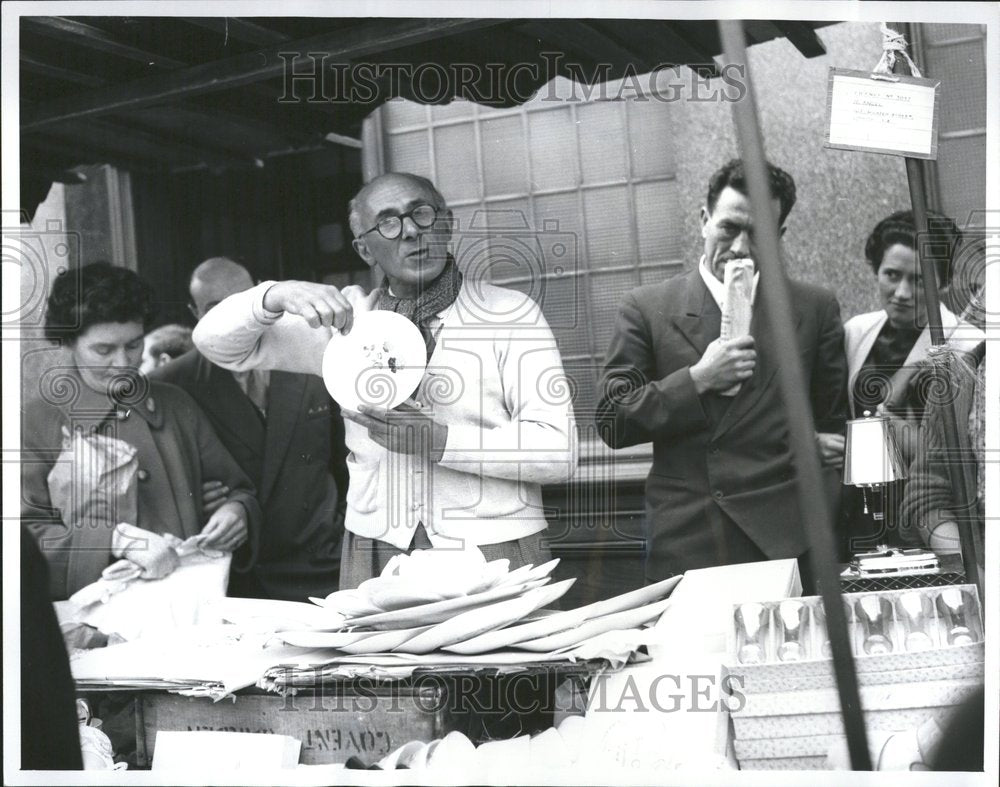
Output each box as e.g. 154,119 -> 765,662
719,259 -> 755,397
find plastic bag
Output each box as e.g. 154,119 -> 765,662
46,426 -> 138,535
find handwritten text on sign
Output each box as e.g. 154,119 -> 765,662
826,68 -> 939,160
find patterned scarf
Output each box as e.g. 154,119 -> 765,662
375,256 -> 463,360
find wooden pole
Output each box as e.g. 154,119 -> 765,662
718,20 -> 872,771
891,33 -> 985,601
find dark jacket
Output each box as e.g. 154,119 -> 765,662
22,373 -> 261,599
150,349 -> 346,601
21,526 -> 83,769
597,270 -> 848,580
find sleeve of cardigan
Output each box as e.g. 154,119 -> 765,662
192,281 -> 331,377
437,302 -> 578,485
898,372 -> 976,547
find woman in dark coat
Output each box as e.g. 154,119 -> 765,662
22,262 -> 261,599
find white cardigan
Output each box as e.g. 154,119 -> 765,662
194,280 -> 578,550
843,305 -> 984,416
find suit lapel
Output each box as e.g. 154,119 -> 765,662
198,354 -> 265,458
672,272 -> 721,357
260,372 -> 305,502
712,285 -> 802,440
847,312 -> 886,408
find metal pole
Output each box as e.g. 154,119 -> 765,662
718,20 -> 872,771
891,42 -> 985,600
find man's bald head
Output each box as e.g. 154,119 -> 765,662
348,173 -> 447,239
189,257 -> 256,319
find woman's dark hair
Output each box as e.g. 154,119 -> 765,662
45,262 -> 156,344
864,210 -> 962,286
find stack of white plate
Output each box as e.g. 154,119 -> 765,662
276,550 -> 683,657
283,549 -> 573,655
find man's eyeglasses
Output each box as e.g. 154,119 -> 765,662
359,204 -> 439,241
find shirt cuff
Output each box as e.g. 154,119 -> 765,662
253,281 -> 285,324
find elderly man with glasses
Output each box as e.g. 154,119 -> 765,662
194,172 -> 578,589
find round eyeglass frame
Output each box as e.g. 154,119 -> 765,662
359,204 -> 439,240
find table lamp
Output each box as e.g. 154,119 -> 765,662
843,410 -> 908,526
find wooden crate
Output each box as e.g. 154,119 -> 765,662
135,668 -> 585,767
137,683 -> 455,767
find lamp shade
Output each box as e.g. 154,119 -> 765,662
843,412 -> 908,486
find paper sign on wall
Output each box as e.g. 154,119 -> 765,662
825,68 -> 940,160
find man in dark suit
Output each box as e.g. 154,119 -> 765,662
597,159 -> 847,586
150,257 -> 348,601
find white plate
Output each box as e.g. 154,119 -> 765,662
357,558 -> 513,611
276,629 -> 383,649
494,558 -> 559,588
342,578 -> 550,630
335,625 -> 435,655
512,597 -> 672,652
311,589 -> 382,618
208,598 -> 336,631
444,574 -> 681,654
321,311 -> 426,412
396,579 -> 576,655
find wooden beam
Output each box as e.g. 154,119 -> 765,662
19,53 -> 106,87
22,18 -> 503,131
772,21 -> 828,59
182,17 -> 287,46
21,134 -> 108,167
41,116 -> 250,169
130,105 -> 304,157
562,20 -> 659,74
20,17 -> 187,68
504,20 -> 606,76
23,28 -> 350,135
25,131 -> 160,173
21,52 -> 332,149
604,19 -> 721,78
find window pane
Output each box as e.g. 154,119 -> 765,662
584,186 -> 635,268
433,99 -> 476,121
634,179 -> 684,264
528,109 -> 579,190
482,116 -> 528,194
433,123 -> 481,202
628,100 -> 675,179
577,102 -> 628,184
588,268 -> 640,357
383,98 -> 427,128
386,129 -> 431,177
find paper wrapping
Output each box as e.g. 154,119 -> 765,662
65,546 -> 232,641
719,259 -> 755,397
46,426 -> 139,537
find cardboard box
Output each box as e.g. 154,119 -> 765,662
730,705 -> 953,741
722,585 -> 984,770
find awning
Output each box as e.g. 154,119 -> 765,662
20,15 -> 832,209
